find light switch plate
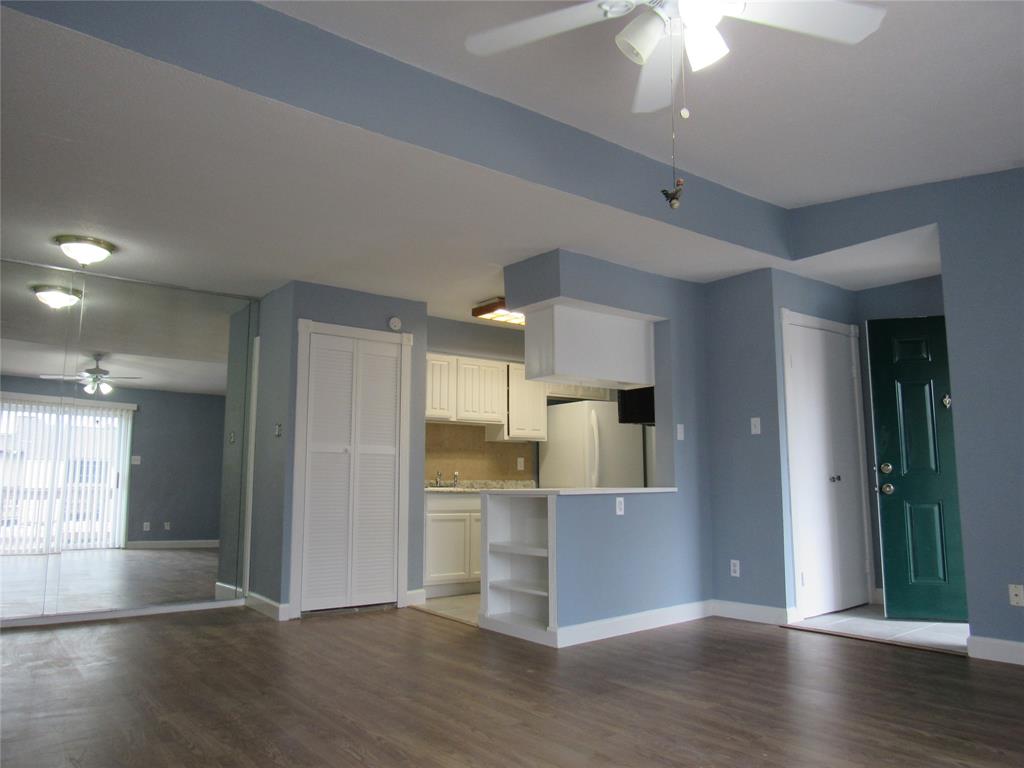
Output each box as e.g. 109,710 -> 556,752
516,457 -> 525,471
131,455 -> 142,465
1010,584 -> 1024,607
615,497 -> 625,516
676,423 -> 685,441
750,417 -> 761,435
730,559 -> 741,578
164,522 -> 171,531
142,522 -> 150,531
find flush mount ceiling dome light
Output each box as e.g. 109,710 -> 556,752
54,235 -> 116,265
472,297 -> 526,326
33,285 -> 83,309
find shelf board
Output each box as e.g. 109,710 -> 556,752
489,541 -> 548,558
490,579 -> 549,597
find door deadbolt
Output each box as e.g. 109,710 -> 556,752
880,462 -> 893,474
881,483 -> 895,495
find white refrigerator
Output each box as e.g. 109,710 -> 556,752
539,401 -> 644,488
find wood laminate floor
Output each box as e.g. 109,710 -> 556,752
2,607 -> 1022,768
0,548 -> 220,618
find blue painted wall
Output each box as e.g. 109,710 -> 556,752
249,281 -> 427,605
427,317 -> 524,362
791,170 -> 1024,643
2,375 -> 225,542
506,251 -> 714,622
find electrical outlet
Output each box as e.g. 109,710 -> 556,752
1010,584 -> 1024,607
615,497 -> 625,516
142,522 -> 150,532
750,417 -> 761,435
164,522 -> 171,531
516,457 -> 525,471
730,559 -> 741,578
131,455 -> 142,465
676,423 -> 685,441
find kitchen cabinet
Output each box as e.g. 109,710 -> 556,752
455,357 -> 506,424
425,493 -> 482,586
425,354 -> 457,420
505,363 -> 547,440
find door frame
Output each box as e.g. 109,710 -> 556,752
780,309 -> 874,620
287,320 -> 412,619
241,335 -> 260,596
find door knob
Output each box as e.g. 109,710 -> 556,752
880,462 -> 893,474
881,482 -> 895,495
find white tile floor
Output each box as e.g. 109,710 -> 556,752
412,593 -> 480,627
789,604 -> 969,654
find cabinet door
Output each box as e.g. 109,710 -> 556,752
468,514 -> 481,579
508,363 -> 548,440
456,358 -> 506,424
425,354 -> 457,420
425,512 -> 470,584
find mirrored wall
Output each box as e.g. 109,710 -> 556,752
0,260 -> 256,620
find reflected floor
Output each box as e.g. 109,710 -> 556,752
1,548 -> 220,619
788,603 -> 969,654
411,593 -> 480,627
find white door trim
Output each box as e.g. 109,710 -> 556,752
781,308 -> 873,621
242,335 -> 260,596
287,319 -> 413,619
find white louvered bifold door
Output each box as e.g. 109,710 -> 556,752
350,340 -> 399,605
301,334 -> 356,611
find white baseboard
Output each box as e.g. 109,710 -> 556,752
245,592 -> 288,621
125,539 -> 219,550
968,635 -> 1024,666
215,581 -> 241,600
871,588 -> 884,605
0,598 -> 244,629
404,588 -> 426,606
710,599 -> 793,625
424,582 -> 480,599
555,601 -> 710,648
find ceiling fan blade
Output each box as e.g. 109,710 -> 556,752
38,374 -> 83,380
631,37 -> 675,114
103,377 -> 142,380
466,1 -> 619,56
724,1 -> 886,45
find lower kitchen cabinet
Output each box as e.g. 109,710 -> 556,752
425,494 -> 482,586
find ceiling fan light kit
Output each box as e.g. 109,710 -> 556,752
615,9 -> 667,65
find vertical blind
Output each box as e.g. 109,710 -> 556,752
0,395 -> 133,555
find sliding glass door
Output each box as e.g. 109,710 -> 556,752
0,396 -> 133,555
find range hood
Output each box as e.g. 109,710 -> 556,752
523,300 -> 657,389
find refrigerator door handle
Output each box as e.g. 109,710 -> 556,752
589,410 -> 600,487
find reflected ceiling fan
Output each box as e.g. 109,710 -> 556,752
39,354 -> 140,395
466,1 -> 887,113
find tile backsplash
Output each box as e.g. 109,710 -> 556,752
425,422 -> 537,485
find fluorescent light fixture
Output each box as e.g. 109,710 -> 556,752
615,9 -> 666,65
54,235 -> 115,265
472,297 -> 526,326
98,382 -> 113,395
684,25 -> 729,71
33,285 -> 82,309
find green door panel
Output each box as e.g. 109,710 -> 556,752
868,316 -> 967,621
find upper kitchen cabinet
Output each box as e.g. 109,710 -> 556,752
455,357 -> 506,424
507,363 -> 547,440
426,353 -> 458,420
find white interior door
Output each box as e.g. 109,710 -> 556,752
784,316 -> 869,619
300,332 -> 400,611
301,333 -> 355,611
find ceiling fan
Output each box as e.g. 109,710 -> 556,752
39,354 -> 140,395
466,1 -> 887,113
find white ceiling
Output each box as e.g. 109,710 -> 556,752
268,1 -> 1024,207
1,9 -> 938,326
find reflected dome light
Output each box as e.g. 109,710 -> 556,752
54,235 -> 115,265
33,285 -> 82,309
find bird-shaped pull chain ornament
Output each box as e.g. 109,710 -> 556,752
661,22 -> 687,210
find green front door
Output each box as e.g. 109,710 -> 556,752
868,317 -> 967,621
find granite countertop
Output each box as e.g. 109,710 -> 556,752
424,480 -> 537,494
